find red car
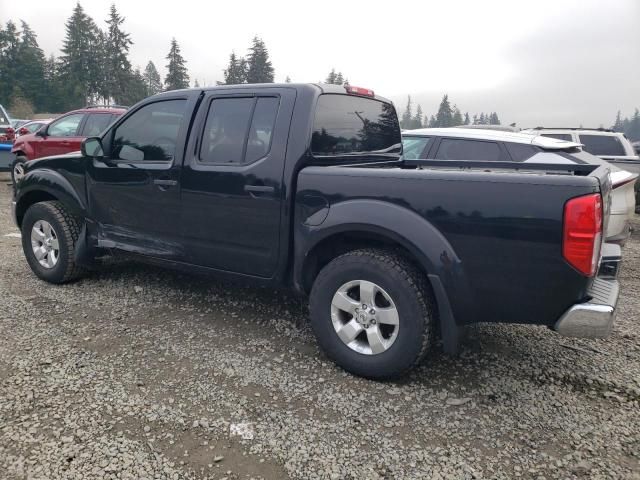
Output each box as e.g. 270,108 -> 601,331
11,106 -> 127,183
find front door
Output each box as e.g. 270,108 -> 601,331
86,93 -> 198,260
38,113 -> 86,159
180,87 -> 296,277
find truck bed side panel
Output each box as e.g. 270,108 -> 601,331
296,167 -> 601,326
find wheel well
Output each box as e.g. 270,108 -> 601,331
301,231 -> 429,294
13,151 -> 25,158
15,191 -> 59,228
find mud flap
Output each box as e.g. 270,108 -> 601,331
428,274 -> 461,355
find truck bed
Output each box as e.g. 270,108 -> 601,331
295,161 -> 612,328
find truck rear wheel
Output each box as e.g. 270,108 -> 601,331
21,201 -> 86,284
309,249 -> 434,379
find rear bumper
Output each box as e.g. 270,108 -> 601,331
554,277 -> 619,338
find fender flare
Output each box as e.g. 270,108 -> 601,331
294,199 -> 477,336
15,168 -> 87,226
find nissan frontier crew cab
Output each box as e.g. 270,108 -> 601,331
12,83 -> 621,379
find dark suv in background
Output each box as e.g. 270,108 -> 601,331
11,105 -> 126,183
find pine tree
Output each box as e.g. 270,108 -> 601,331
464,112 -> 470,125
401,95 -> 413,129
335,72 -> 344,85
428,115 -> 437,127
0,21 -> 21,103
119,67 -> 147,105
612,110 -> 624,131
245,36 -> 274,83
59,3 -> 105,108
193,79 -> 200,87
479,113 -> 486,124
325,68 -> 337,84
285,75 -> 291,83
452,105 -> 463,126
489,112 -> 500,125
143,61 -> 162,95
15,21 -> 46,111
472,114 -> 478,125
223,52 -> 247,85
164,38 -> 189,90
413,104 -> 423,129
104,4 -> 133,104
627,108 -> 640,141
435,94 -> 453,127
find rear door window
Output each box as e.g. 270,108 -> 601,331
311,94 -> 401,158
540,133 -> 573,142
402,136 -> 431,159
81,113 -> 115,137
199,96 -> 280,165
579,134 -> 626,156
434,138 -> 502,161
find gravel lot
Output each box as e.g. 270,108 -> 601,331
1,175 -> 639,480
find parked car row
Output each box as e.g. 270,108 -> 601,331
10,105 -> 127,182
10,83 -> 622,379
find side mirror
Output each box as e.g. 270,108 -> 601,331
82,137 -> 104,158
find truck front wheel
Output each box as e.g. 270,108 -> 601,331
309,249 -> 434,379
21,201 -> 86,284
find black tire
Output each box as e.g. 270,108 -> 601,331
309,249 -> 434,379
21,201 -> 86,284
11,155 -> 27,189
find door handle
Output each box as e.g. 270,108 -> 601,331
154,179 -> 178,187
244,185 -> 275,193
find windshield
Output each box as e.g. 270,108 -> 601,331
311,94 -> 401,160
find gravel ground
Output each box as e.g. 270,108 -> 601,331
0,175 -> 639,480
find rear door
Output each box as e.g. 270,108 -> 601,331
39,113 -> 86,158
179,87 -> 296,277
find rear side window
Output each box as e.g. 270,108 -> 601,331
435,138 -> 501,161
541,133 -> 573,142
311,94 -> 401,158
402,136 -> 431,159
579,134 -> 626,156
505,142 -> 540,162
82,113 -> 114,137
200,96 -> 280,165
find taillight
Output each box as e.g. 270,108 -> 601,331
563,193 -> 603,276
344,85 -> 375,97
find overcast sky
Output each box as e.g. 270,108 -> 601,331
3,0 -> 639,126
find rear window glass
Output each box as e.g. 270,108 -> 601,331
541,133 -> 573,142
311,94 -> 401,158
579,134 -> 626,156
505,142 -> 540,162
435,138 -> 501,161
402,136 -> 431,159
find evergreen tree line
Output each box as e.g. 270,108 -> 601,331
400,94 -> 500,130
611,109 -> 640,141
0,3 -> 190,115
220,37 -> 275,85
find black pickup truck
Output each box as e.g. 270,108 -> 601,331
12,83 -> 621,379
